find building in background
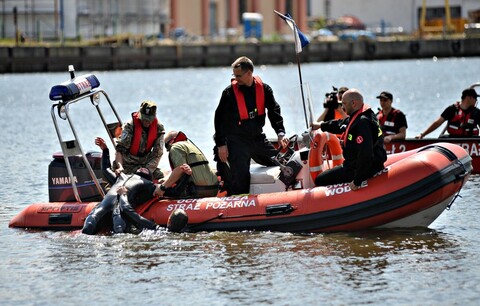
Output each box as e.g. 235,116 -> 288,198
0,0 -> 309,42
169,0 -> 308,40
311,0 -> 479,34
0,0 -> 169,41
75,1 -> 169,39
0,0 -> 478,42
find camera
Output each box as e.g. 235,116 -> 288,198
323,86 -> 339,110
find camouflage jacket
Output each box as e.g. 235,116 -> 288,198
116,115 -> 165,176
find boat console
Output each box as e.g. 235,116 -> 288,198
249,134 -> 315,194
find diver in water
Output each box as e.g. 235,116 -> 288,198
82,168 -> 190,235
82,166 -> 191,235
82,168 -> 158,235
82,138 -> 191,235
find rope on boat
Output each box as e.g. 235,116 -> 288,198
453,159 -> 468,180
447,192 -> 462,211
187,213 -> 224,230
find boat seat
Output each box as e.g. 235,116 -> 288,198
250,164 -> 281,184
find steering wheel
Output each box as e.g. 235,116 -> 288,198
273,134 -> 298,165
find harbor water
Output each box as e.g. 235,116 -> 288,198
1,57 -> 480,305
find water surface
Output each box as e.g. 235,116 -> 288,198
1,57 -> 479,305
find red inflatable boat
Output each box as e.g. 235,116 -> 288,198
8,70 -> 473,233
10,141 -> 472,233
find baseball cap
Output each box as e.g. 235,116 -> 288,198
138,100 -> 157,121
376,91 -> 393,101
461,88 -> 478,99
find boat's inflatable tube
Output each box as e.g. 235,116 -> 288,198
8,143 -> 472,233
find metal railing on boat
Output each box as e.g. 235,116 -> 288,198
50,69 -> 122,202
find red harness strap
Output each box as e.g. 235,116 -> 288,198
232,76 -> 265,120
341,104 -> 371,146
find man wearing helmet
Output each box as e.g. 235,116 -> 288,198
115,100 -> 165,180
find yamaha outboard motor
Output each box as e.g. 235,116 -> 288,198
48,150 -> 104,202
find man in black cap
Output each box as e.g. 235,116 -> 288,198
416,88 -> 480,138
115,100 -> 166,180
375,91 -> 408,143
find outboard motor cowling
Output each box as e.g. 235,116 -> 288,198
48,151 -> 104,202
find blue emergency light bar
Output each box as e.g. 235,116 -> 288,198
49,74 -> 100,101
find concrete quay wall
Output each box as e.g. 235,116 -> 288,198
1,38 -> 479,73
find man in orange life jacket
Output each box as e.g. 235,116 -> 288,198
311,89 -> 387,191
115,100 -> 165,180
375,91 -> 408,143
214,56 -> 288,195
416,88 -> 480,139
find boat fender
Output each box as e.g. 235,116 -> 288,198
308,132 -> 344,181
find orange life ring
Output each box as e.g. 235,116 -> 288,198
308,132 -> 344,181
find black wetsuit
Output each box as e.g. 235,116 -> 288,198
82,173 -> 157,235
100,147 -> 116,186
82,147 -> 193,235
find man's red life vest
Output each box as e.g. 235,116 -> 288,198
377,108 -> 400,135
232,76 -> 265,120
129,112 -> 158,156
447,102 -> 479,137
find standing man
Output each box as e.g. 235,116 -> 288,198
214,56 -> 288,195
115,100 -> 165,180
375,91 -> 408,143
416,88 -> 479,139
311,89 -> 387,191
